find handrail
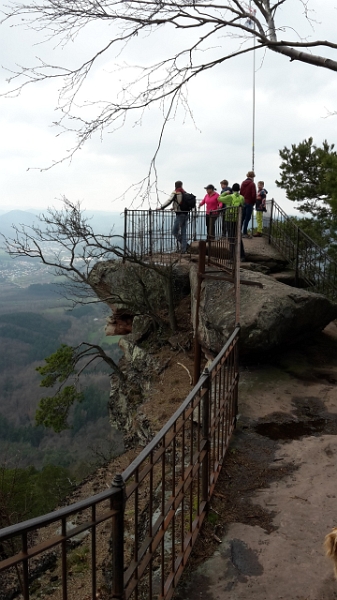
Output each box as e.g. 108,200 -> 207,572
266,199 -> 337,301
123,326 -> 239,483
0,325 -> 240,600
0,486 -> 119,540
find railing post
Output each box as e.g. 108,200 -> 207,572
192,208 -> 197,241
194,241 -> 206,385
234,207 -> 242,326
234,331 -> 240,427
123,208 -> 127,263
22,532 -> 29,600
111,473 -> 126,599
207,235 -> 211,266
201,368 -> 210,505
295,226 -> 300,287
268,198 -> 274,245
149,208 -> 153,257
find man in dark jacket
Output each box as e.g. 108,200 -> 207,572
240,171 -> 257,237
161,180 -> 188,252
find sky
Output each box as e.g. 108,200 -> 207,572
1,0 -> 337,217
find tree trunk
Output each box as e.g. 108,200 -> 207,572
163,271 -> 177,332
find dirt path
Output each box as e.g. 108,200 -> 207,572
175,322 -> 337,600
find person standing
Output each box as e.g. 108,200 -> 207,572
219,179 -> 232,237
161,180 -> 188,252
224,183 -> 246,261
220,179 -> 232,195
240,170 -> 257,238
254,181 -> 268,237
199,184 -> 220,239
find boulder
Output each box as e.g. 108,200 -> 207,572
131,315 -> 154,342
89,259 -> 191,313
89,259 -> 166,312
190,265 -> 337,356
269,271 -> 310,288
244,237 -> 289,273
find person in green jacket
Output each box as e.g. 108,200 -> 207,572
218,183 -> 246,261
218,179 -> 232,237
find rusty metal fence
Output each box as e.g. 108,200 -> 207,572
0,327 -> 240,600
123,206 -> 242,276
266,199 -> 337,301
123,207 -> 206,258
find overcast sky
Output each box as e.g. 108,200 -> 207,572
1,0 -> 337,216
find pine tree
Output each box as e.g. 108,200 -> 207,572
276,138 -> 337,257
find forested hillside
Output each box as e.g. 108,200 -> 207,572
0,211 -> 125,522
0,261 -> 123,483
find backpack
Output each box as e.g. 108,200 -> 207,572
180,192 -> 196,212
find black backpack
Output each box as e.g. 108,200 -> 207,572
180,192 -> 196,212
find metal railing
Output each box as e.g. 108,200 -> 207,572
123,207 -> 206,258
0,327 -> 240,600
267,199 -> 337,301
123,206 -> 242,276
205,207 -> 242,277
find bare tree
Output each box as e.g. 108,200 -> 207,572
1,198 -> 178,328
1,198 -> 123,300
1,199 -> 182,429
1,1 -> 336,167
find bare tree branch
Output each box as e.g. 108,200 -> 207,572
1,0 -> 336,194
1,197 -> 179,329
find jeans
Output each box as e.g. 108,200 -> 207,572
172,212 -> 188,251
242,203 -> 254,235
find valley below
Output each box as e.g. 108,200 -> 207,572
0,247 -> 123,492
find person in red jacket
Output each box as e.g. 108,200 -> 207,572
241,170 -> 257,238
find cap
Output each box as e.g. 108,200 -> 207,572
204,184 -> 216,190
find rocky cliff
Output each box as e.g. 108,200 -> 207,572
88,242 -> 337,443
19,241 -> 336,600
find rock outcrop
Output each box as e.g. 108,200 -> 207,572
89,259 -> 191,335
244,240 -> 289,273
88,242 -> 337,441
89,259 -> 192,442
89,259 -> 191,309
190,265 -> 337,356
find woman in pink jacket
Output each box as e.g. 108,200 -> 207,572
199,184 -> 220,239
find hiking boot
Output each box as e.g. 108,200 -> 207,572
242,234 -> 252,239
